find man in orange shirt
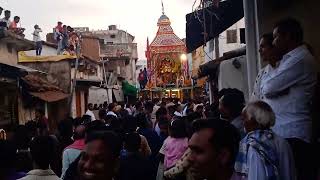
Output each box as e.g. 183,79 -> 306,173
9,16 -> 25,36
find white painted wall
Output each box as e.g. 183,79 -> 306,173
201,18 -> 246,62
0,43 -> 19,65
24,45 -> 57,56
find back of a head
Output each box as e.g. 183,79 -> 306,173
13,125 -> 30,149
221,88 -> 245,117
85,131 -> 122,159
87,103 -> 93,109
25,120 -> 37,138
0,140 -> 16,170
14,16 -> 19,21
103,101 -> 108,109
170,119 -> 188,138
30,136 -> 55,169
274,18 -> 303,44
124,132 -> 141,152
261,33 -> 274,47
158,116 -> 169,127
167,105 -> 176,115
135,101 -> 143,110
106,114 -> 117,123
136,113 -> 149,129
196,105 -> 204,112
85,120 -> 110,135
36,108 -> 45,116
58,119 -> 73,138
192,119 -> 241,166
74,125 -> 86,140
108,103 -> 116,111
156,107 -> 167,119
73,117 -> 84,127
98,109 -> 106,120
244,101 -> 276,128
82,115 -> 92,124
4,10 -> 10,16
144,101 -> 154,113
119,108 -> 129,118
122,115 -> 137,133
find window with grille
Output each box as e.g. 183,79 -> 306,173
226,29 -> 237,44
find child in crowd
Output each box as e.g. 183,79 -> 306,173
162,119 -> 188,170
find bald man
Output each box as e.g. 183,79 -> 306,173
61,125 -> 86,178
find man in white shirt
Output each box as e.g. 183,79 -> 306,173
18,136 -> 60,180
261,18 -> 317,180
0,10 -> 11,29
32,25 -> 42,56
85,103 -> 96,121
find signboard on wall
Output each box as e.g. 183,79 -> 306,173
88,86 -> 108,105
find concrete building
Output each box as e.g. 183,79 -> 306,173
18,38 -> 103,121
196,18 -> 246,63
0,32 -> 34,127
82,25 -> 139,85
0,31 -> 70,130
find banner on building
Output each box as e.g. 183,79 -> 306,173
18,51 -> 76,63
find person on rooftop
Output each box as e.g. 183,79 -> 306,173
32,24 -> 42,56
9,16 -> 25,36
0,7 -> 3,17
54,21 -> 64,55
0,10 -> 11,29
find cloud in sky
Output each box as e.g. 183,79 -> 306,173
1,0 -> 196,59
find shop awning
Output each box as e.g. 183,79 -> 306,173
29,91 -> 69,102
186,0 -> 244,53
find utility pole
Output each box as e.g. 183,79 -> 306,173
69,35 -> 81,117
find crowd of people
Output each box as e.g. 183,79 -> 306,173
0,16 -> 319,180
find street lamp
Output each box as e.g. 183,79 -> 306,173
180,54 -> 187,62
